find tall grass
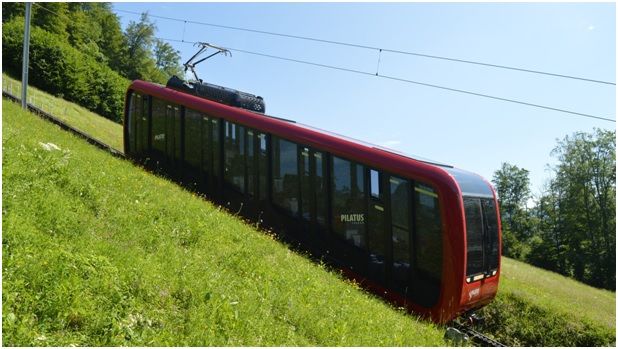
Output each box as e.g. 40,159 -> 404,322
2,73 -> 123,150
2,99 -> 446,346
3,84 -> 615,346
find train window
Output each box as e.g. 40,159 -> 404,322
300,148 -> 311,220
259,134 -> 267,152
391,177 -> 410,230
138,95 -> 149,154
315,151 -> 327,227
331,156 -> 366,248
209,118 -> 221,182
184,109 -> 202,170
224,120 -> 245,192
464,198 -> 484,276
127,93 -> 137,153
370,169 -> 381,199
482,198 -> 500,271
170,106 -> 181,162
247,130 -> 255,196
391,176 -> 411,288
414,183 -> 442,281
151,97 -> 167,155
272,137 -> 299,215
258,133 -> 268,201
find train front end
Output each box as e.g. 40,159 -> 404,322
444,167 -> 502,318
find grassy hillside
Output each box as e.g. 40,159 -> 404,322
2,73 -> 123,150
2,99 -> 446,346
2,83 -> 615,346
478,257 -> 615,346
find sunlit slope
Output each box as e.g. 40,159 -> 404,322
2,73 -> 123,150
3,86 -> 615,346
2,99 -> 446,346
478,257 -> 615,346
502,257 -> 615,328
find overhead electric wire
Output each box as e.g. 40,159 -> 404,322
115,8 -> 616,86
29,3 -> 617,123
159,37 -> 615,123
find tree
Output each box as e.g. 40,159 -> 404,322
492,163 -> 533,258
2,2 -> 25,23
32,2 -> 70,40
123,12 -> 159,81
91,4 -> 128,74
153,39 -> 184,79
527,129 -> 615,290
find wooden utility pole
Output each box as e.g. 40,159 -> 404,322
21,2 -> 32,109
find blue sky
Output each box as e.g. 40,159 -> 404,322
113,2 -> 616,201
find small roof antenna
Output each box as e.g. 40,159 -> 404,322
183,42 -> 231,83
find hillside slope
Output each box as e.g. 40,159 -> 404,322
3,86 -> 615,346
2,73 -> 123,150
478,257 -> 615,346
2,99 -> 446,346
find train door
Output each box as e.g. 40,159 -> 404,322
130,93 -> 149,158
137,94 -> 150,156
257,133 -> 268,202
165,104 -> 181,178
202,117 -> 222,199
299,147 -> 328,243
389,176 -> 412,296
183,109 -> 203,191
246,130 -> 268,200
367,169 -> 388,284
127,93 -> 138,155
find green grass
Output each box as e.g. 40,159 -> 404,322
477,257 -> 616,346
2,99 -> 447,346
2,73 -> 124,151
3,83 -> 615,346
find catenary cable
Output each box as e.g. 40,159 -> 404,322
114,8 -> 616,86
159,37 -> 615,123
28,4 -> 617,123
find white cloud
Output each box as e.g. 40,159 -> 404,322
588,25 -> 596,31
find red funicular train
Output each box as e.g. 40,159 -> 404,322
123,77 -> 501,324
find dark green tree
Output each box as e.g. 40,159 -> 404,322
492,163 -> 533,258
527,129 -> 615,289
123,12 -> 161,82
92,4 -> 128,74
153,39 -> 184,79
32,2 -> 70,40
2,2 -> 25,23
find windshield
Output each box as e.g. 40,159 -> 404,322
464,196 -> 500,278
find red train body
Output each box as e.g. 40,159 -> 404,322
123,80 -> 502,323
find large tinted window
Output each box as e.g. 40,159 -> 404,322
137,94 -> 149,154
464,197 -> 484,276
331,156 -> 366,248
167,105 -> 181,162
224,121 -> 245,192
184,109 -> 202,169
246,130 -> 255,196
151,98 -> 167,154
414,183 -> 442,281
300,148 -> 312,220
391,176 -> 411,287
127,93 -> 138,153
258,133 -> 268,200
482,198 -> 500,271
272,137 -> 299,215
315,152 -> 327,227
